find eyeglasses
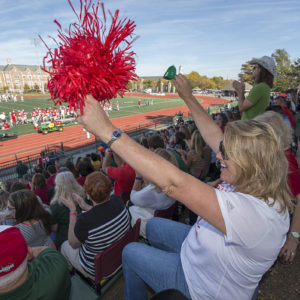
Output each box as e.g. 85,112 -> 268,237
219,140 -> 228,160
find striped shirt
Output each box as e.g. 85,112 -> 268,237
74,195 -> 130,277
15,220 -> 53,247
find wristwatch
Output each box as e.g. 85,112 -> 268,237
107,129 -> 123,147
288,231 -> 300,243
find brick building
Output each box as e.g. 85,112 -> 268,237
0,60 -> 49,93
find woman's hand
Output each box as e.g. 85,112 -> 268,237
60,196 -> 76,212
279,236 -> 298,264
72,193 -> 85,208
77,95 -> 116,141
232,80 -> 245,94
172,74 -> 193,100
72,193 -> 91,211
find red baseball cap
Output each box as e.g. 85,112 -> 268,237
0,226 -> 27,278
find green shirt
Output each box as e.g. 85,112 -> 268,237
0,248 -> 71,300
242,82 -> 270,120
168,149 -> 190,174
50,203 -> 81,248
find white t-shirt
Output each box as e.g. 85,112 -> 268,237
181,190 -> 289,300
129,184 -> 175,237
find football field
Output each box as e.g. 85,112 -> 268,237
0,95 -> 187,136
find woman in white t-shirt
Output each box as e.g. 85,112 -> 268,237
129,148 -> 177,237
75,76 -> 293,300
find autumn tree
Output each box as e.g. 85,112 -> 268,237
150,80 -> 158,92
33,83 -> 40,92
272,49 -> 292,91
289,58 -> 300,88
211,76 -> 227,89
23,83 -> 30,92
126,80 -> 133,90
198,75 -> 212,90
238,61 -> 254,85
185,71 -> 201,88
143,79 -> 152,89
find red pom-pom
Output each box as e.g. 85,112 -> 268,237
40,0 -> 138,113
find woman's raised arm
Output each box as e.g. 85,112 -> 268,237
172,74 -> 223,153
77,95 -> 225,233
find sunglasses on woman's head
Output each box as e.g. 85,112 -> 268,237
219,140 -> 228,160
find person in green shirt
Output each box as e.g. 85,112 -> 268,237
50,171 -> 85,249
233,55 -> 276,120
0,226 -> 71,300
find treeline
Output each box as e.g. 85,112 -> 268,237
127,73 -> 232,91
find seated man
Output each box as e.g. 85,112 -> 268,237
0,226 -> 71,300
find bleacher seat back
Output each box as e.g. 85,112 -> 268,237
154,202 -> 177,219
94,218 -> 141,284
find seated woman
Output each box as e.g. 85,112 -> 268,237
50,171 -> 85,249
76,75 -> 292,300
179,130 -> 211,180
8,189 -> 53,247
129,148 -> 177,238
32,173 -> 50,205
60,171 -> 130,279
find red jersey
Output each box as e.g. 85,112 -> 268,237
11,113 -> 16,122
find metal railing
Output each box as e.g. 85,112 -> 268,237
0,115 -> 174,181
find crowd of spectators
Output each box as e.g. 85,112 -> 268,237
1,60 -> 300,299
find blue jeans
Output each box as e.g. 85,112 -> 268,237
122,218 -> 192,300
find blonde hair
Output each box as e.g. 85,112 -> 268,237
190,130 -> 206,158
224,120 -> 293,213
254,111 -> 292,150
153,148 -> 178,193
51,171 -> 85,205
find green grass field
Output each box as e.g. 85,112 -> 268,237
0,95 -> 235,136
0,95 -> 187,136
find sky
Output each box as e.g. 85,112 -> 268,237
1,0 -> 300,79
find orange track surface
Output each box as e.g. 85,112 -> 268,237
0,97 -> 228,164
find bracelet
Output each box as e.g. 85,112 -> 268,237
135,177 -> 143,181
69,212 -> 77,217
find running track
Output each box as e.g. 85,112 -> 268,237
0,96 -> 228,164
